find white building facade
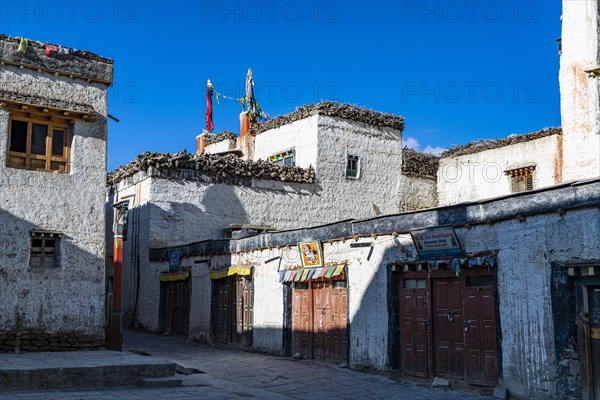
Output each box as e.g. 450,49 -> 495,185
0,36 -> 113,351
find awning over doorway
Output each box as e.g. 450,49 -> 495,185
159,270 -> 190,282
210,266 -> 253,280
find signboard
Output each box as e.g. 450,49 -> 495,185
410,226 -> 463,260
297,240 -> 324,268
169,252 -> 181,273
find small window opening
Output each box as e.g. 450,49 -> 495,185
346,155 -> 360,178
30,231 -> 62,268
505,165 -> 535,193
269,149 -> 295,166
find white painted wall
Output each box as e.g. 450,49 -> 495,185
437,135 -> 561,206
159,204 -> 599,399
0,67 -> 108,335
560,0 -> 600,181
253,115 -> 319,168
204,139 -> 237,154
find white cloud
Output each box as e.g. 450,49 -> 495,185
422,145 -> 445,156
403,136 -> 444,155
403,136 -> 420,150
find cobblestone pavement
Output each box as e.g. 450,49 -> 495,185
1,330 -> 491,399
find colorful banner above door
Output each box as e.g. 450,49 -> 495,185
410,226 -> 464,260
297,240 -> 324,268
279,264 -> 345,283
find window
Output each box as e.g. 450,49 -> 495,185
346,155 -> 360,178
505,165 -> 535,193
403,279 -> 426,289
7,117 -> 71,172
269,149 -> 295,166
30,231 -> 62,268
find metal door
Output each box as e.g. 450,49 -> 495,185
432,278 -> 465,380
463,276 -> 498,386
399,278 -> 429,377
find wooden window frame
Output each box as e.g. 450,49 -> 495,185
505,165 -> 535,193
30,231 -> 62,268
346,154 -> 360,179
6,113 -> 71,173
269,149 -> 296,167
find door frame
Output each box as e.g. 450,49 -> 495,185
391,265 -> 502,386
289,275 -> 350,363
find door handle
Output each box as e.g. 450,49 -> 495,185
463,320 -> 473,332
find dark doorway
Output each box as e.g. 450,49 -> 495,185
577,282 -> 600,400
214,276 -> 253,346
159,278 -> 190,336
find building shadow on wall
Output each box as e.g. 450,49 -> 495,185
0,208 -> 105,334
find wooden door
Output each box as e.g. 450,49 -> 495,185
242,278 -> 254,346
312,281 -> 330,360
579,284 -> 600,400
329,280 -> 349,363
292,284 -> 312,358
291,279 -> 349,363
216,279 -> 231,343
463,276 -> 498,386
399,278 -> 429,377
171,280 -> 190,336
432,278 -> 464,380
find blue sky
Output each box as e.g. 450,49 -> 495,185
1,0 -> 562,169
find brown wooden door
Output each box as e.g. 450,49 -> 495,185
215,276 -> 253,346
432,278 -> 465,381
329,281 -> 349,363
292,280 -> 348,363
160,279 -> 190,336
579,284 -> 600,400
399,278 -> 429,377
171,280 -> 190,336
216,279 -> 231,344
242,278 -> 254,346
292,284 -> 312,358
463,276 -> 498,386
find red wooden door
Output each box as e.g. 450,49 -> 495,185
464,276 -> 498,386
292,280 -> 348,363
292,284 -> 312,358
312,281 -> 330,360
399,278 -> 429,377
432,278 -> 465,380
329,281 -> 349,363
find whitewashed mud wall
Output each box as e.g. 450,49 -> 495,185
0,66 -> 108,335
437,135 -> 561,206
559,0 -> 600,181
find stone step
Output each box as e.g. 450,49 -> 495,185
0,350 -> 177,392
141,376 -> 183,388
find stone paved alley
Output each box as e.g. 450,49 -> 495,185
0,330 -> 491,399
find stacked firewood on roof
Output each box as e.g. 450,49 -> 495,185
401,149 -> 439,179
441,128 -> 562,158
203,130 -> 238,146
107,150 -> 316,186
252,101 -> 405,135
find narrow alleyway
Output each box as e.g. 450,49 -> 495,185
2,330 -> 491,399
